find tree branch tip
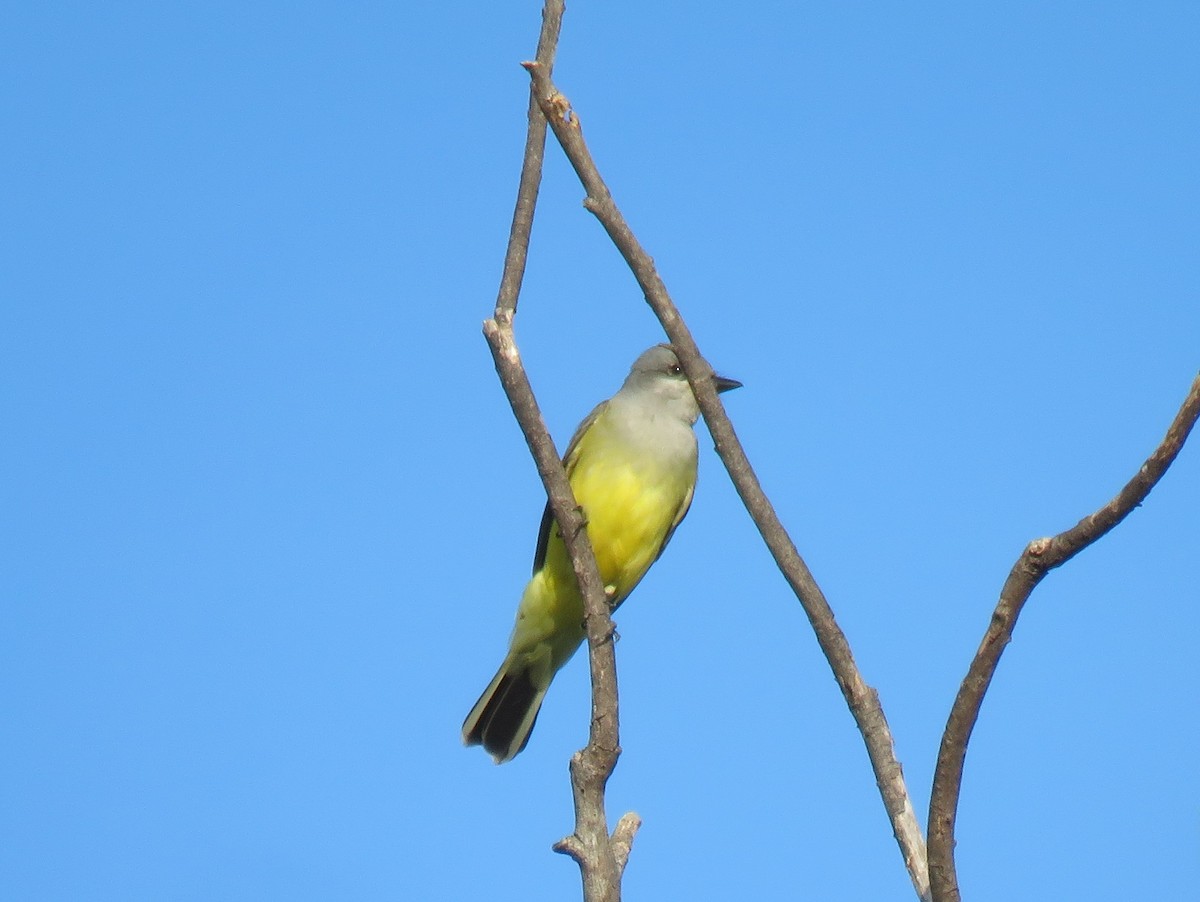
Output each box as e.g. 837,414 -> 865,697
552,835 -> 585,861
612,812 -> 643,874
613,810 -> 643,839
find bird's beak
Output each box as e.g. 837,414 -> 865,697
713,373 -> 742,394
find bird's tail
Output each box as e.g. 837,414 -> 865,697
462,658 -> 548,764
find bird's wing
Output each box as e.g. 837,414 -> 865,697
532,400 -> 610,574
654,479 -> 695,563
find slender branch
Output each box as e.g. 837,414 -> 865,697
483,324 -> 625,902
524,62 -> 932,902
485,3 -> 636,901
493,0 -> 563,323
927,373 -> 1200,902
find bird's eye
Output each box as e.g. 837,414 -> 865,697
669,364 -> 682,375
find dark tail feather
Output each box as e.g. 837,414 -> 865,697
462,662 -> 546,763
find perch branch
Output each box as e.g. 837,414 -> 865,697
485,3 -> 637,901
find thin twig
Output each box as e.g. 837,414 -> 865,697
927,373 -> 1200,902
493,0 -> 563,323
484,3 -> 635,901
524,62 -> 932,902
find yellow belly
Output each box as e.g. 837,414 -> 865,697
509,421 -> 696,675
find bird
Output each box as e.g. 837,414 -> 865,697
462,343 -> 741,762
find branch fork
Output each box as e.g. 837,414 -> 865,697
489,4 -> 1200,902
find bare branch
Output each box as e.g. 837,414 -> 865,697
611,812 -> 643,877
927,373 -> 1200,902
484,3 -> 634,900
524,61 -> 932,902
492,0 -> 564,323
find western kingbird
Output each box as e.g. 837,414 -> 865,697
463,344 -> 741,762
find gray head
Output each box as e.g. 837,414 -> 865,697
616,344 -> 741,424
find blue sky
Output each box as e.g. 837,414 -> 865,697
3,2 -> 1198,899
